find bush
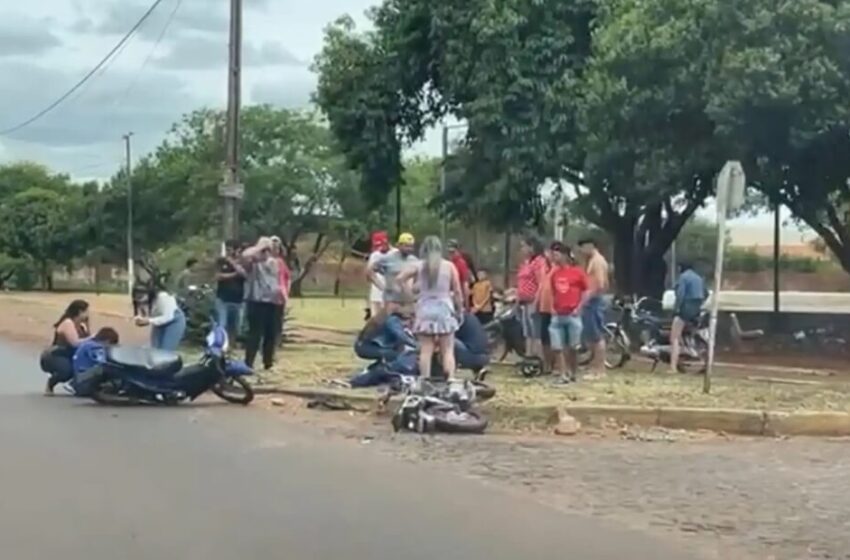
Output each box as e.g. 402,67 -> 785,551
725,247 -> 823,273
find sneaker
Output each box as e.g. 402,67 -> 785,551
583,371 -> 607,381
551,376 -> 572,386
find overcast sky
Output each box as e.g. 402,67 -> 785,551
0,0 -> 409,180
0,0 -> 791,232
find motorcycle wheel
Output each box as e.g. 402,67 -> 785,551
91,380 -> 139,406
430,408 -> 488,434
604,332 -> 631,369
212,377 -> 254,405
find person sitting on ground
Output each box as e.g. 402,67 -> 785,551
71,327 -> 119,396
454,311 -> 490,379
470,268 -> 494,325
72,327 -> 119,376
354,307 -> 417,363
134,282 -> 186,352
42,299 -> 90,395
547,242 -> 589,384
670,261 -> 707,374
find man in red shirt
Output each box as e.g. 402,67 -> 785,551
547,242 -> 589,384
447,239 -> 471,310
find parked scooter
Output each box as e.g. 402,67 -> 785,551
79,324 -> 255,406
485,294 -> 631,377
632,297 -> 710,373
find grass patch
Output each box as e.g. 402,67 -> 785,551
264,347 -> 850,413
266,343 -> 358,387
488,365 -> 850,412
286,297 -> 363,332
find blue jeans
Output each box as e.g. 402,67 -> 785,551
215,299 -> 243,338
549,314 -> 583,350
151,309 -> 186,352
581,296 -> 606,344
454,340 -> 489,371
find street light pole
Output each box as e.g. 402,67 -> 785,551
123,132 -> 134,296
440,125 -> 448,240
219,0 -> 244,244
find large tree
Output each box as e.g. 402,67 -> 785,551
315,1 -> 594,230
99,105 -> 370,293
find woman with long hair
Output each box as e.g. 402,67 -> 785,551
396,236 -> 464,380
42,299 -> 90,394
134,281 -> 186,352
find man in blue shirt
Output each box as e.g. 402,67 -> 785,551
72,327 -> 119,372
670,262 -> 706,373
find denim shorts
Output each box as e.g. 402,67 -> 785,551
519,303 -> 542,340
549,314 -> 583,350
581,296 -> 607,344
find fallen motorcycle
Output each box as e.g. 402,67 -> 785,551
382,376 -> 491,434
78,325 -> 255,406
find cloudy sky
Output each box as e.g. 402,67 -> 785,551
0,0 -> 406,180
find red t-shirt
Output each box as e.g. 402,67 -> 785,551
550,265 -> 588,315
516,255 -> 548,302
451,253 -> 471,286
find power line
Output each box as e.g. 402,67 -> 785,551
114,0 -> 183,108
0,0 -> 167,136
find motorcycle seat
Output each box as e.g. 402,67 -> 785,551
107,346 -> 183,376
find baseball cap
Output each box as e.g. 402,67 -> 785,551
397,232 -> 415,245
447,239 -> 459,250
371,231 -> 389,250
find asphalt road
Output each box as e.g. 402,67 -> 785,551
0,342 -> 697,560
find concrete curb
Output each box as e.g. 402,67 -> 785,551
257,385 -> 850,437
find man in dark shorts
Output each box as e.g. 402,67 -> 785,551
669,261 -> 706,373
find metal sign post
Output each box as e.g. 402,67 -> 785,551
704,161 -> 746,393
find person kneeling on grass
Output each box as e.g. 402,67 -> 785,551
453,312 -> 490,380
547,242 -> 589,385
354,307 -> 417,363
70,327 -> 120,395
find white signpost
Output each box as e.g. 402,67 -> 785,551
704,161 -> 746,393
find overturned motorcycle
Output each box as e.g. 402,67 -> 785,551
76,325 -> 255,406
381,376 -> 493,435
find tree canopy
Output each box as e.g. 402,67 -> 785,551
314,0 -> 850,294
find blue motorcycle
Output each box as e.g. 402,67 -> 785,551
80,325 -> 255,406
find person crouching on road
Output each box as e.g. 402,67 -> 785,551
134,283 -> 186,352
547,242 -> 589,384
42,299 -> 90,395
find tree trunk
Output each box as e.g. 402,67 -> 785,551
333,249 -> 348,296
289,234 -> 330,298
40,261 -> 53,291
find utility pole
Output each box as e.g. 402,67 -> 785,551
123,132 -> 134,296
440,125 -> 448,240
219,0 -> 244,244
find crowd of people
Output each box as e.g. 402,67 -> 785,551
40,227 -> 706,395
353,230 -> 614,386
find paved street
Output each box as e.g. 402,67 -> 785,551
0,341 -> 695,560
